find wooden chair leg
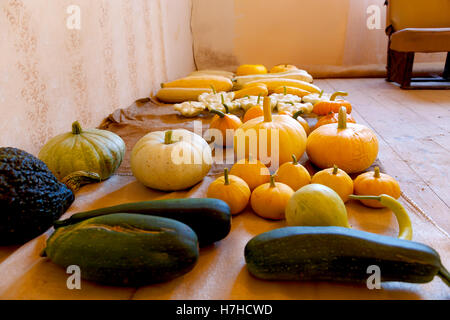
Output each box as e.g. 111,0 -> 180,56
443,52 -> 450,80
387,47 -> 414,89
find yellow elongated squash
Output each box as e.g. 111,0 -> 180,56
243,78 -> 321,94
233,84 -> 268,99
156,87 -> 213,103
162,75 -> 233,92
189,70 -> 235,79
272,86 -> 311,97
232,70 -> 313,90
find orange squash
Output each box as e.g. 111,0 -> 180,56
229,157 -> 270,190
209,105 -> 242,147
250,175 -> 294,220
306,107 -> 378,173
292,111 -> 310,135
354,166 -> 401,208
236,64 -> 267,76
275,154 -> 311,191
311,165 -> 354,202
270,64 -> 298,73
243,95 -> 264,122
313,111 -> 356,131
313,91 -> 352,115
234,96 -> 307,166
206,168 -> 251,215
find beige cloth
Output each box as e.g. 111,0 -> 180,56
0,100 -> 449,299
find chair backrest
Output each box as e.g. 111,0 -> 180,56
386,0 -> 450,31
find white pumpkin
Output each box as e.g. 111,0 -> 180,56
131,129 -> 212,191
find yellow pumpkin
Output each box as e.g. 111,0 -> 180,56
207,168 -> 251,215
306,107 -> 378,173
234,96 -> 307,167
209,105 -> 242,147
236,64 -> 268,76
275,154 -> 311,191
250,175 -> 294,220
229,157 -> 270,190
311,165 -> 353,202
354,166 -> 401,208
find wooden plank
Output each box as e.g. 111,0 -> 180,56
323,78 -> 450,232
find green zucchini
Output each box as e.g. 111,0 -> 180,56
54,198 -> 231,247
43,213 -> 199,286
245,226 -> 450,285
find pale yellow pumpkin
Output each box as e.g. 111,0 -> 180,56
306,107 -> 378,173
311,165 -> 353,202
229,157 -> 270,191
250,175 -> 294,220
131,129 -> 212,191
234,96 -> 307,167
275,154 -> 311,191
207,168 -> 251,215
353,166 -> 401,208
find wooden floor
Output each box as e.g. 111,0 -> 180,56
316,78 -> 450,233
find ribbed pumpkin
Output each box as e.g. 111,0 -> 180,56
306,107 -> 378,173
131,130 -> 212,191
234,96 -> 307,166
250,175 -> 294,220
207,168 -> 251,215
209,105 -> 242,147
275,154 -> 311,191
39,121 -> 125,181
311,165 -> 354,202
229,157 -> 270,190
313,112 -> 356,131
313,91 -> 352,115
354,166 -> 401,208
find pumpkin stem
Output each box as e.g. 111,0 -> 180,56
223,103 -> 230,114
257,93 -> 262,105
337,107 -> 347,129
210,109 -> 226,118
210,84 -> 217,94
283,86 -> 287,95
263,96 -> 272,122
269,175 -> 276,188
292,154 -> 298,165
72,121 -> 82,135
224,168 -> 230,185
164,130 -> 175,144
292,110 -> 303,120
374,166 -> 381,178
61,171 -> 102,193
221,93 -> 225,105
330,91 -> 348,101
318,90 -> 324,98
332,165 -> 339,175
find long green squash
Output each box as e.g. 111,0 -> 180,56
54,198 -> 231,247
43,213 -> 199,286
245,226 -> 450,285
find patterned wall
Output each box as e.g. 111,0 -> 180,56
0,0 -> 195,155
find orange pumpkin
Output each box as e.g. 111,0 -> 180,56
206,168 -> 251,215
243,99 -> 264,123
250,175 -> 294,220
311,165 -> 354,202
209,105 -> 242,147
313,111 -> 356,131
313,91 -> 352,115
275,154 -> 311,191
234,96 -> 307,167
306,107 -> 378,173
354,166 -> 401,208
229,157 -> 270,190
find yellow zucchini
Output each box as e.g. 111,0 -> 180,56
162,75 -> 233,92
233,84 -> 268,99
273,86 -> 311,97
189,70 -> 235,79
243,78 -> 321,94
233,70 -> 313,90
155,87 -> 213,103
